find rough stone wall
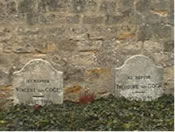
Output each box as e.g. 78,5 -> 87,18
0,0 -> 174,107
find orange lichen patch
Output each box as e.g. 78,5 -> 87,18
164,67 -> 174,78
0,86 -> 12,98
0,93 -> 9,98
1,85 -> 12,92
151,9 -> 168,17
87,68 -> 111,75
119,31 -> 136,40
47,43 -> 57,52
65,85 -> 82,94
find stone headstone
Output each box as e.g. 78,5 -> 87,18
13,59 -> 63,105
113,55 -> 163,101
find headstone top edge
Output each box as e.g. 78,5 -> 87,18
13,59 -> 63,75
114,54 -> 162,70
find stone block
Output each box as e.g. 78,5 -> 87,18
149,0 -> 172,12
71,0 -> 86,13
13,43 -> 35,54
66,15 -> 80,24
70,52 -> 97,67
26,13 -> 40,25
0,43 -> 3,52
0,1 -> 5,15
45,0 -> 61,11
0,70 -> 9,86
117,0 -> 134,14
100,0 -> 116,14
0,53 -> 19,75
6,0 -> 17,14
86,0 -> 98,12
152,24 -> 173,40
135,0 -> 173,25
105,15 -> 124,25
85,67 -> 113,98
135,0 -> 150,13
38,0 -> 70,13
77,40 -> 102,52
83,16 -> 104,24
164,41 -> 174,52
68,26 -> 89,41
143,41 -> 164,53
39,14 -> 57,25
164,66 -> 174,94
18,0 -> 36,13
164,66 -> 174,82
137,24 -> 152,41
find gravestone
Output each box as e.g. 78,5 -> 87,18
13,59 -> 63,105
113,55 -> 163,101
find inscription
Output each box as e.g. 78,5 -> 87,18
26,79 -> 50,83
32,97 -> 52,105
135,91 -> 145,93
128,75 -> 151,80
116,83 -> 162,90
33,100 -> 52,105
16,87 -> 62,92
33,96 -> 44,98
116,84 -> 139,89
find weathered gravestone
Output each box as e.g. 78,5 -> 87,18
113,55 -> 163,101
13,59 -> 63,105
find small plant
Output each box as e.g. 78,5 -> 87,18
79,93 -> 96,104
0,95 -> 173,131
33,104 -> 41,110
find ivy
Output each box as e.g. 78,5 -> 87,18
0,94 -> 173,131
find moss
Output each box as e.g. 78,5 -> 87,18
0,94 -> 173,131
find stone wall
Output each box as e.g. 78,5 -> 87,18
0,0 -> 174,107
